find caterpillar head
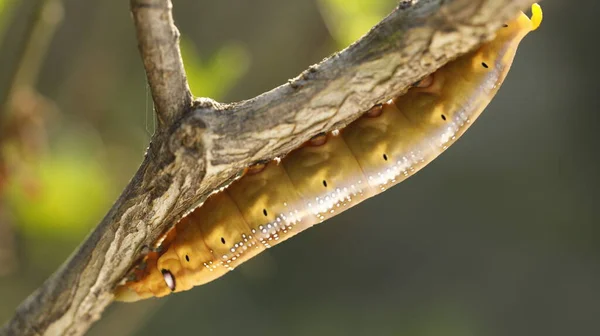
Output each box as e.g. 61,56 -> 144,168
114,217 -> 210,302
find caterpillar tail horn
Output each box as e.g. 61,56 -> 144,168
530,3 -> 543,31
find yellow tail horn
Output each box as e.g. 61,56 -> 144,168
531,3 -> 543,31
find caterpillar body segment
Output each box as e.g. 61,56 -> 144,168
115,5 -> 542,302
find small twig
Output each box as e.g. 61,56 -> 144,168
130,0 -> 193,129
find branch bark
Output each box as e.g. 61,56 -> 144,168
1,0 -> 538,335
130,0 -> 193,128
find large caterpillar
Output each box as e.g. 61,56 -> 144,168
115,5 -> 542,302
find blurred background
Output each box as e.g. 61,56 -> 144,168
0,0 -> 598,335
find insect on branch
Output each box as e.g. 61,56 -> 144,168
0,0 -> 541,335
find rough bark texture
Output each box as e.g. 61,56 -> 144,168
130,0 -> 193,128
1,0 -> 537,335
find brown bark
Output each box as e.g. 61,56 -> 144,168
0,0 -> 538,335
130,0 -> 193,129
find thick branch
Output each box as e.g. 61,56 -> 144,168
1,0 -> 538,335
130,0 -> 193,128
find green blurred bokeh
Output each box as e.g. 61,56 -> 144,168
318,0 -> 397,48
0,1 -> 598,335
181,38 -> 250,99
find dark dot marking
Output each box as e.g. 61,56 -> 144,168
221,237 -> 226,244
322,180 -> 328,187
263,208 -> 268,217
503,24 -> 509,27
441,114 -> 447,121
185,255 -> 190,262
383,154 -> 388,161
482,62 -> 489,69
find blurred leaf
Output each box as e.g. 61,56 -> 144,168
0,0 -> 15,37
180,38 -> 250,100
318,0 -> 397,48
5,128 -> 114,241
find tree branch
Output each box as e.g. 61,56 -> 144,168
1,0 -> 538,335
130,0 -> 193,128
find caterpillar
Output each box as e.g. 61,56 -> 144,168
115,4 -> 543,302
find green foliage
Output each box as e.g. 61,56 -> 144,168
0,0 -> 8,35
180,38 -> 250,100
5,130 -> 114,241
318,0 -> 397,48
0,0 -> 14,34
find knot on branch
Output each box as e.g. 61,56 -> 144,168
168,117 -> 206,161
192,97 -> 225,113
